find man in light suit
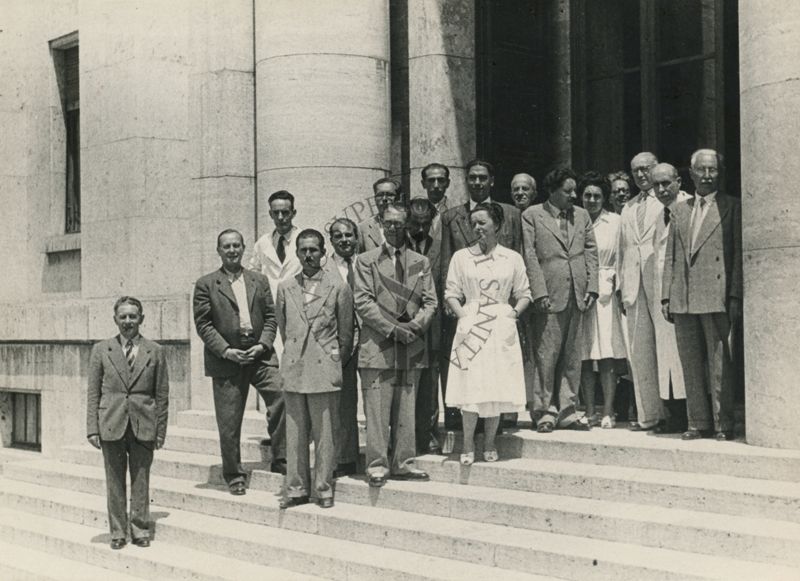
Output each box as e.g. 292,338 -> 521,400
662,149 -> 742,441
276,229 -> 354,508
86,296 -> 169,549
617,151 -> 665,431
440,159 -> 522,429
650,163 -> 690,433
193,229 -> 285,495
358,178 -> 403,252
326,217 -> 361,476
406,198 -> 444,454
354,202 -> 437,487
522,167 -> 599,432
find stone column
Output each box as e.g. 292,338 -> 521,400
407,0 -> 475,205
740,3 -> 800,449
254,0 -> 391,231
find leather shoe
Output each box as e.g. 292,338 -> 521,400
110,538 -> 126,550
270,459 -> 287,475
681,429 -> 714,440
561,420 -> 591,431
628,421 -> 658,432
132,538 -> 150,548
229,481 -> 246,496
318,497 -> 334,509
368,474 -> 386,488
653,423 -> 683,435
391,470 -> 429,482
715,430 -> 735,441
279,495 -> 310,509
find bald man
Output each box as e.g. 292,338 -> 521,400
511,173 -> 537,213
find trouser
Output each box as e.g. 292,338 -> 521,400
625,285 -> 664,427
439,317 -> 461,429
415,364 -> 441,452
529,297 -> 582,427
673,313 -> 734,432
284,390 -> 338,500
212,363 -> 285,485
360,368 -> 420,478
101,423 -> 153,541
337,349 -> 360,466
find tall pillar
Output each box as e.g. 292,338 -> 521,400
408,0 -> 475,204
254,0 -> 391,230
740,3 -> 800,449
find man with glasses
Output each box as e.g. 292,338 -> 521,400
359,178 -> 403,251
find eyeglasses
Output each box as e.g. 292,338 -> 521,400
612,187 -> 630,193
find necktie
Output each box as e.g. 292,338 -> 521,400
636,195 -> 649,234
394,248 -> 404,284
413,233 -> 427,255
690,197 -> 707,252
276,235 -> 286,264
559,210 -> 570,240
344,256 -> 355,289
124,340 -> 135,372
663,207 -> 671,226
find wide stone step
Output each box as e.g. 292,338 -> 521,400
0,479 -> 555,581
0,505 -> 324,581
7,458 -> 800,569
489,428 -> 800,481
414,455 -> 800,523
165,426 -> 270,463
176,409 -> 268,435
0,538 -> 144,581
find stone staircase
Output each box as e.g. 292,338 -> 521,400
0,409 -> 799,580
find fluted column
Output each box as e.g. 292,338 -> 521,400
255,0 -> 391,230
740,3 -> 800,449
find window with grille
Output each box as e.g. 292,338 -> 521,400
11,392 -> 42,451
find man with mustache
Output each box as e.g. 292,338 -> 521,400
440,159 -> 522,430
275,229 -> 354,508
193,229 -> 285,495
359,177 -> 403,252
662,149 -> 742,441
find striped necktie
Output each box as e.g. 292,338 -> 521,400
124,340 -> 135,372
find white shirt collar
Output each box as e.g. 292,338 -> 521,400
695,191 -> 717,205
469,197 -> 492,211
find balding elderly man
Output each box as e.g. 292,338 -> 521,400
662,149 -> 741,441
511,173 -> 537,213
617,151 -> 665,431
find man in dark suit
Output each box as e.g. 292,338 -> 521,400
86,296 -> 169,550
440,159 -> 522,429
662,149 -> 742,441
407,198 -> 443,454
353,202 -> 437,487
358,177 -> 403,252
522,168 -> 599,432
193,229 -> 285,496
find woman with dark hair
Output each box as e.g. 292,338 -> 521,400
577,172 -> 626,428
607,171 -> 633,214
444,202 -> 531,465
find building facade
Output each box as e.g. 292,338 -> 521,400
0,0 -> 797,452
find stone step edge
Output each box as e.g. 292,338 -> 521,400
0,479 -> 552,581
0,505 -> 326,581
2,469 -> 798,581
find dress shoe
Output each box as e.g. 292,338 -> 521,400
715,430 -> 735,441
427,445 -> 443,455
318,497 -> 334,509
460,452 -> 474,466
229,481 -> 247,496
536,421 -> 554,433
681,429 -> 714,440
628,421 -> 658,432
110,538 -> 126,550
333,462 -> 357,478
270,459 -> 287,475
653,423 -> 683,435
132,538 -> 150,548
600,415 -> 616,429
391,470 -> 430,482
483,449 -> 499,462
368,474 -> 386,488
561,419 -> 591,431
279,495 -> 309,509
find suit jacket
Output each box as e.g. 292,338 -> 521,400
193,267 -> 279,378
617,190 -> 663,307
521,202 -> 599,313
276,270 -> 354,393
662,192 -> 742,314
353,244 -> 438,369
358,215 -> 384,252
441,201 -> 522,282
408,230 -> 443,356
86,336 -> 169,444
248,228 -> 302,298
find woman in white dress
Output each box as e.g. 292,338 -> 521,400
445,203 -> 531,465
578,172 -> 627,428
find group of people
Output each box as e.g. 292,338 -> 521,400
86,147 -> 741,547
